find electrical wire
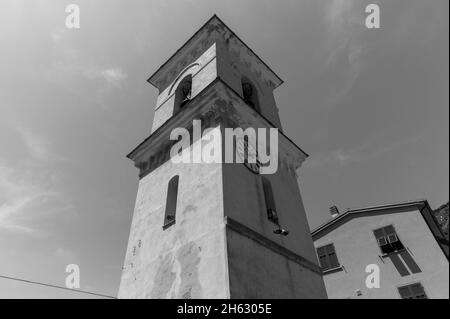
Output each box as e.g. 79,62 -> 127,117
0,274 -> 116,299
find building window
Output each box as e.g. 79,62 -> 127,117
261,177 -> 278,224
373,225 -> 405,255
241,77 -> 260,112
174,75 -> 192,113
398,283 -> 427,299
317,244 -> 340,271
163,175 -> 179,229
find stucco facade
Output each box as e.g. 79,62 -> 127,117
119,15 -> 327,299
312,201 -> 449,299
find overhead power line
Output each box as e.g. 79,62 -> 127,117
0,274 -> 116,299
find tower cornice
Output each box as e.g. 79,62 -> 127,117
127,78 -> 308,179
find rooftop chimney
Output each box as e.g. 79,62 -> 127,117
330,205 -> 339,218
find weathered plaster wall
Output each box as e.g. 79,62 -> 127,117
118,133 -> 228,299
226,229 -> 327,298
221,160 -> 326,298
222,155 -> 319,265
314,209 -> 449,299
122,80 -> 326,299
219,95 -> 325,298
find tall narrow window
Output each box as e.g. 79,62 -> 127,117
241,77 -> 260,112
163,175 -> 179,229
373,225 -> 405,255
174,75 -> 192,114
398,283 -> 427,299
316,244 -> 340,271
262,177 -> 278,224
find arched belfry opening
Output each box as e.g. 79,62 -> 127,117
241,76 -> 260,112
174,75 -> 192,114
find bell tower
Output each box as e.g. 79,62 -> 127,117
118,15 -> 327,299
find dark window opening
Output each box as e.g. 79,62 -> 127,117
374,225 -> 405,255
262,177 -> 278,224
398,283 -> 427,299
240,136 -> 261,174
174,75 -> 192,113
163,175 -> 179,229
316,244 -> 340,271
241,77 -> 260,112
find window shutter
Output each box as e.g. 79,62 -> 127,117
329,252 -> 339,268
398,286 -> 412,299
387,234 -> 399,243
319,255 -> 329,269
410,284 -> 426,299
317,244 -> 340,270
374,225 -> 404,254
373,228 -> 384,239
384,225 -> 396,235
398,283 -> 427,299
326,244 -> 339,268
317,246 -> 326,256
325,244 -> 336,254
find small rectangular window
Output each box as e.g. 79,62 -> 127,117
316,244 -> 340,271
262,177 -> 278,224
163,175 -> 179,229
398,283 -> 427,299
373,225 -> 405,255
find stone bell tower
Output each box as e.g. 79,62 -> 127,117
118,15 -> 327,299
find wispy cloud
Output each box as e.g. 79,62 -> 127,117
318,0 -> 367,105
79,63 -> 128,87
45,59 -> 128,88
321,40 -> 366,103
306,135 -> 422,169
18,127 -> 67,163
50,27 -> 66,44
325,0 -> 364,30
55,247 -> 77,260
45,29 -> 129,90
100,68 -> 128,87
0,127 -> 75,236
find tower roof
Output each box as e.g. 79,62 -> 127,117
147,15 -> 284,91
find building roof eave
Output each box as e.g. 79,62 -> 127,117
311,199 -> 430,238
